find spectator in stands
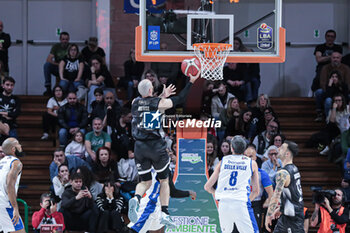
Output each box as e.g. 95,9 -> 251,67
140,69 -> 162,96
262,107 -> 279,132
223,62 -> 248,101
315,52 -> 350,121
211,82 -> 235,119
312,30 -> 343,92
49,148 -> 91,181
43,32 -> 70,95
307,95 -> 348,156
60,171 -> 98,232
217,139 -> 231,161
250,94 -> 273,137
123,48 -> 144,100
151,42 -> 179,85
245,143 -> 263,168
58,43 -> 84,93
93,146 -> 118,183
218,97 -> 240,141
0,76 -> 20,138
52,164 -> 70,209
324,71 -> 348,118
207,138 -> 218,176
110,107 -> 133,160
261,145 -> 282,185
85,117 -> 111,163
89,87 -> 104,117
244,144 -> 273,232
58,92 -> 88,146
201,81 -> 217,115
65,131 -> 87,159
327,94 -> 349,134
310,188 -> 348,232
269,133 -> 286,148
41,85 -> 67,140
81,37 -> 106,65
0,20 -> 11,75
95,181 -> 126,233
225,109 -> 253,141
32,193 -> 65,232
87,55 -> 115,113
234,37 -> 261,105
253,120 -> 279,155
76,166 -> 103,200
91,91 -> 121,126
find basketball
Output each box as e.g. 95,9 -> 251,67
181,58 -> 201,77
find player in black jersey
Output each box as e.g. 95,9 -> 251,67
128,72 -> 199,229
265,140 -> 305,233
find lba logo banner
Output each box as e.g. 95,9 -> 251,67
143,110 -> 162,129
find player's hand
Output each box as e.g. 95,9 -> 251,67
265,215 -> 273,232
85,190 -> 92,199
189,190 -> 197,200
12,208 -> 20,225
162,84 -> 176,98
188,71 -> 200,83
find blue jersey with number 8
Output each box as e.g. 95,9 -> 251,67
215,155 -> 252,202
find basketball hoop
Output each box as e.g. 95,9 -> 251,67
193,43 -> 232,81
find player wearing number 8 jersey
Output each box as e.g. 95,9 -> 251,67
204,135 -> 260,233
265,141 -> 304,233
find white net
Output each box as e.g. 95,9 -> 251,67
193,43 -> 232,81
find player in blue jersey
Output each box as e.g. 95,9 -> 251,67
128,168 -> 196,233
204,135 -> 260,233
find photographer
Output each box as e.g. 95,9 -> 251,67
32,193 -> 65,232
310,188 -> 348,233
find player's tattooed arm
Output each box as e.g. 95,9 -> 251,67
266,169 -> 290,217
204,161 -> 221,195
265,169 -> 290,232
7,160 -> 22,225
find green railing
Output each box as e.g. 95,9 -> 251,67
17,198 -> 29,233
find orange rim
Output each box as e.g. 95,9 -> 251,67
193,43 -> 232,52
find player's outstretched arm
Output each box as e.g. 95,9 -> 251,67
7,159 -> 22,225
249,160 -> 260,202
159,84 -> 176,98
204,161 -> 221,195
265,169 -> 290,232
158,72 -> 200,111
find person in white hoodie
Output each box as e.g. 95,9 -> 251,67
64,131 -> 87,159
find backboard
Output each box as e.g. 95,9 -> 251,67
135,0 -> 285,63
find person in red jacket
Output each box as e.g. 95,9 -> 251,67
32,193 -> 65,232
